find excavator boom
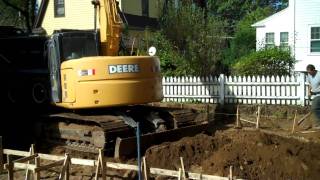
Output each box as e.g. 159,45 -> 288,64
97,0 -> 123,56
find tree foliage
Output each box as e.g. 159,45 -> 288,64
0,0 -> 36,32
157,2 -> 227,76
206,0 -> 288,34
224,7 -> 273,66
232,48 -> 295,76
141,31 -> 184,76
156,0 -> 290,76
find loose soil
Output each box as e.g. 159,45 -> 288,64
146,130 -> 320,179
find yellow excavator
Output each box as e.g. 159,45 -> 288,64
48,0 -> 163,109
38,0 -> 208,156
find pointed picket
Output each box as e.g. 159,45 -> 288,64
210,76 -> 214,103
280,76 -> 285,105
181,77 -> 186,102
169,76 -> 174,101
261,76 -> 266,104
275,76 -> 280,104
241,76 -> 247,104
237,76 -> 242,104
291,75 -> 296,105
271,76 -> 276,104
247,76 -> 252,104
252,76 -> 256,104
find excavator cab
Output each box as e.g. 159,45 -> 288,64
47,31 -> 100,103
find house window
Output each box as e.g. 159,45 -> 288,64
311,27 -> 320,53
265,32 -> 275,49
280,32 -> 289,50
142,0 -> 149,17
54,0 -> 65,17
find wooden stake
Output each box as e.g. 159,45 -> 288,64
178,168 -> 182,180
58,154 -> 70,180
236,105 -> 241,128
229,166 -> 233,180
180,103 -> 184,109
142,156 -> 150,180
7,154 -> 13,180
99,150 -> 106,180
0,136 -> 3,173
256,106 -> 261,129
34,156 -> 40,180
25,144 -> 35,180
291,110 -> 298,134
180,157 -> 188,180
94,149 -> 106,180
31,144 -> 35,155
94,158 -> 100,180
94,154 -> 101,180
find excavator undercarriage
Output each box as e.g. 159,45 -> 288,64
36,104 -> 210,157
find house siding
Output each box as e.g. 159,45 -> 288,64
40,0 -> 162,35
255,8 -> 294,50
42,0 -> 94,35
294,0 -> 320,71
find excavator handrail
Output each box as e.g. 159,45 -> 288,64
103,0 -> 111,36
110,0 -> 122,25
103,0 -> 122,37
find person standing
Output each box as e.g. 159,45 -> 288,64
306,64 -> 320,129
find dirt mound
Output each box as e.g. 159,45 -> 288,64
145,130 -> 320,179
145,133 -> 216,170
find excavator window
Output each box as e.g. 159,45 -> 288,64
58,31 -> 100,61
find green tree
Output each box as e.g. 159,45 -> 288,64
206,0 -> 287,34
159,2 -> 227,76
224,7 -> 273,66
0,0 -> 36,32
232,48 -> 295,76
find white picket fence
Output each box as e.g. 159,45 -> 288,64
162,73 -> 311,106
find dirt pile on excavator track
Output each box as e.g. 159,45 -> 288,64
145,130 -> 320,179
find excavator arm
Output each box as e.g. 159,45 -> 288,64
93,0 -> 123,56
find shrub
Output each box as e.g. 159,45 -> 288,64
232,48 -> 295,76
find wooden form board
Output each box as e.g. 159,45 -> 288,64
1,147 -> 244,180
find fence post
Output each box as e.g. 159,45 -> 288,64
298,73 -> 305,106
219,74 -> 225,105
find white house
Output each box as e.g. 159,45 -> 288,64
252,0 -> 320,72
